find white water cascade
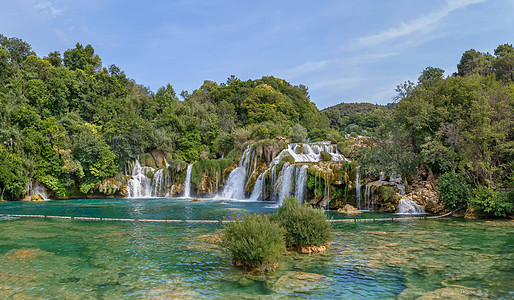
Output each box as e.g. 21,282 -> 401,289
356,166 -> 361,209
127,159 -> 153,198
277,164 -> 295,204
249,173 -> 265,201
183,164 -> 193,198
221,148 -> 254,200
271,142 -> 348,165
294,165 -> 308,203
398,198 -> 425,214
27,180 -> 50,200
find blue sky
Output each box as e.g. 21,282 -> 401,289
1,0 -> 512,108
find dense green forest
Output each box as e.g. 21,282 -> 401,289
0,34 -> 333,200
0,34 -> 512,217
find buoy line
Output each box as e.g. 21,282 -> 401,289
0,212 -> 452,223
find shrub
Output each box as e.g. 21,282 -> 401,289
380,186 -> 395,202
219,213 -> 285,272
320,151 -> 332,162
281,154 -> 295,164
438,172 -> 472,210
471,185 -> 513,217
275,196 -> 331,249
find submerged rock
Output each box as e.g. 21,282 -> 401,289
5,248 -> 50,260
191,198 -> 201,202
337,204 -> 361,214
269,271 -> 330,294
418,285 -> 489,299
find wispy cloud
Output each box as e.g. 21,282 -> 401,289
354,0 -> 487,47
33,0 -> 63,18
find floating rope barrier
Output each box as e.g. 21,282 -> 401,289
0,212 -> 452,224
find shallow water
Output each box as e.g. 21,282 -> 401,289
0,198 -> 512,299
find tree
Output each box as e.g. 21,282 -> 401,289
493,43 -> 514,82
63,43 -> 102,73
44,51 -> 62,67
0,34 -> 34,68
0,146 -> 29,200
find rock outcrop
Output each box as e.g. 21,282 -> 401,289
405,180 -> 444,214
337,204 -> 361,214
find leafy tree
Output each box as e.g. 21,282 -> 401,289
63,43 -> 102,73
0,145 -> 29,199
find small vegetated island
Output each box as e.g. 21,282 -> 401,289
0,35 -> 512,298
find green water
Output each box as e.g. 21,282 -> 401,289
0,198 -> 512,299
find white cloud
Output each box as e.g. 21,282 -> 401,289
33,0 -> 63,18
354,0 -> 488,47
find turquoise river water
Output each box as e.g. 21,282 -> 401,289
0,198 -> 512,299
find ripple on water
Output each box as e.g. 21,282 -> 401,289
0,199 -> 512,298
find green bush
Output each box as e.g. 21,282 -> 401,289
275,196 -> 331,249
471,185 -> 513,217
320,151 -> 332,162
281,154 -> 295,164
438,172 -> 472,210
380,186 -> 395,202
220,213 -> 285,272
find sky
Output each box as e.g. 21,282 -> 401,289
0,0 -> 512,109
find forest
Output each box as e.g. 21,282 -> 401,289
0,34 -> 512,217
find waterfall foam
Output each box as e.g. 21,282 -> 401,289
271,142 -> 348,165
183,164 -> 193,198
249,173 -> 264,201
356,166 -> 361,209
220,148 -> 253,200
277,164 -> 295,204
398,198 -> 425,214
294,165 -> 308,203
127,159 -> 153,198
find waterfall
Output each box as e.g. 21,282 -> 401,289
363,184 -> 371,210
183,164 -> 193,198
390,175 -> 406,195
249,173 -> 265,201
278,164 -> 295,204
30,181 -> 50,200
152,168 -> 164,197
356,166 -> 361,209
221,148 -> 253,200
398,198 -> 425,214
271,142 -> 348,165
294,165 -> 308,203
221,167 -> 246,199
127,159 -> 153,198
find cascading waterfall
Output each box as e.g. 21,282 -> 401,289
271,142 -> 348,165
277,164 -> 295,204
398,198 -> 425,214
221,148 -> 257,200
294,165 -> 308,203
219,142 -> 353,203
356,166 -> 361,209
249,173 -> 265,201
28,180 -> 50,200
127,159 -> 153,198
183,164 -> 193,198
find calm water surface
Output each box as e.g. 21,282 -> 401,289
0,198 -> 512,299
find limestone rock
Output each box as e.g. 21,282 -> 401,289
337,204 -> 361,214
404,180 -> 444,214
292,245 -> 327,254
418,285 -> 489,299
269,271 -> 330,294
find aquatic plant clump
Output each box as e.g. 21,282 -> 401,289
219,213 -> 285,272
275,196 -> 331,252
